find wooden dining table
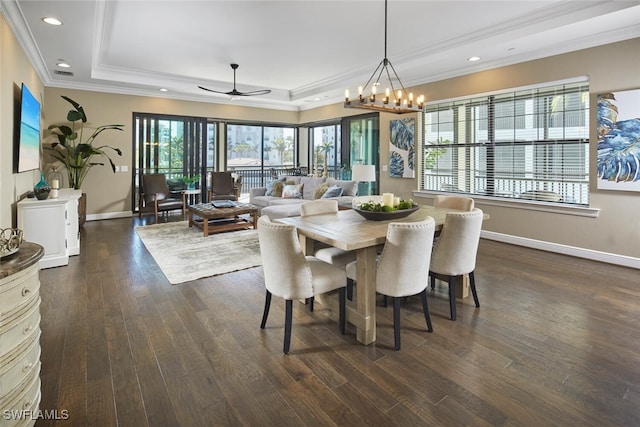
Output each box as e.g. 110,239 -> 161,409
277,205 -> 468,345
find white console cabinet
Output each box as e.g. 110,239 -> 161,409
17,189 -> 81,269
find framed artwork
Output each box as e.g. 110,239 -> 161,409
597,89 -> 640,191
389,118 -> 415,178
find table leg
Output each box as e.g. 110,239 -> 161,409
456,275 -> 470,299
252,211 -> 257,229
355,246 -> 377,345
188,211 -> 193,227
298,235 -> 315,256
202,216 -> 209,237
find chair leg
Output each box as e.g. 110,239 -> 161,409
448,276 -> 457,321
393,297 -> 401,350
260,290 -> 272,329
430,273 -> 436,290
307,297 -> 314,312
420,289 -> 434,332
339,288 -> 346,335
284,299 -> 293,354
383,295 -> 388,307
469,271 -> 480,308
346,278 -> 354,301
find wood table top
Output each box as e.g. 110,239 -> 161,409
277,205 -> 457,252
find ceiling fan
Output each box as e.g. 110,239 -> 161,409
198,63 -> 271,97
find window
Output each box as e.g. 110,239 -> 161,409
226,123 -> 298,192
311,124 -> 341,178
422,80 -> 589,205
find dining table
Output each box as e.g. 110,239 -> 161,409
277,205 -> 478,345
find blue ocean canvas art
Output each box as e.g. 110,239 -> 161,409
18,84 -> 41,172
597,89 -> 640,191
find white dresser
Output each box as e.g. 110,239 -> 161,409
17,189 -> 81,269
0,242 -> 44,427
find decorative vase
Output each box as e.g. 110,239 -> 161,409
33,172 -> 51,200
187,182 -> 196,191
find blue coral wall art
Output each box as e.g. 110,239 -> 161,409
389,118 -> 415,178
597,89 -> 640,191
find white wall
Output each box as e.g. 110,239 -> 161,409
1,14 -> 44,229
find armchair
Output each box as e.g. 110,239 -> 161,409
140,174 -> 185,223
208,171 -> 238,201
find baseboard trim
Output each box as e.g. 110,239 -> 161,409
482,231 -> 640,270
86,211 -> 133,221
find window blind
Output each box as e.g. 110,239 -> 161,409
422,81 -> 589,205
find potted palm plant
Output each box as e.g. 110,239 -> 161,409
46,96 -> 124,224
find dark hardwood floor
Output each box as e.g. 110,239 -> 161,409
35,215 -> 640,426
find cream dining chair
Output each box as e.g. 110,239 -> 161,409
433,195 -> 474,211
346,218 -> 436,350
429,208 -> 483,321
300,200 -> 357,268
257,215 -> 347,354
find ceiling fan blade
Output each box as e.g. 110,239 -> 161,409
235,89 -> 272,96
198,85 -> 232,95
199,63 -> 271,97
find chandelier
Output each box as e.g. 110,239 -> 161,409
344,0 -> 424,114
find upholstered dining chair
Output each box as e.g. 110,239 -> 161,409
430,195 -> 476,264
433,195 -> 475,211
429,208 -> 484,321
140,174 -> 185,223
257,215 -> 347,354
346,218 -> 436,350
208,171 -> 238,201
300,200 -> 357,268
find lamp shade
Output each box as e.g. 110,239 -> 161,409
351,164 -> 376,182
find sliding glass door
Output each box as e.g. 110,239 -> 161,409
343,113 -> 379,194
133,113 -> 213,212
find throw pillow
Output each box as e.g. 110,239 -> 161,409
321,185 -> 344,198
265,177 -> 285,196
313,183 -> 329,200
282,184 -> 303,199
272,181 -> 285,198
300,176 -> 327,200
326,178 -> 358,196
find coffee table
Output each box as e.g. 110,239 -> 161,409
188,203 -> 258,236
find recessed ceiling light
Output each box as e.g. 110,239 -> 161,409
56,62 -> 70,68
467,56 -> 481,62
159,88 -> 168,92
42,17 -> 62,26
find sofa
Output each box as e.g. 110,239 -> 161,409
250,176 -> 358,214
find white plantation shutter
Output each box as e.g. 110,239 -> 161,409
422,80 -> 590,205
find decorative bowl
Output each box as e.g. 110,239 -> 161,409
353,205 -> 419,221
0,228 -> 23,258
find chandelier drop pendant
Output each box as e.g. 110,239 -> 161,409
344,0 -> 424,114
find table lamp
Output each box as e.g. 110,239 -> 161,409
351,164 -> 377,195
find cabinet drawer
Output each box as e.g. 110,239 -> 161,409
0,298 -> 40,359
0,264 -> 40,318
0,331 -> 40,398
1,367 -> 40,426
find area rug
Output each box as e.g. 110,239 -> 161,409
134,221 -> 261,284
